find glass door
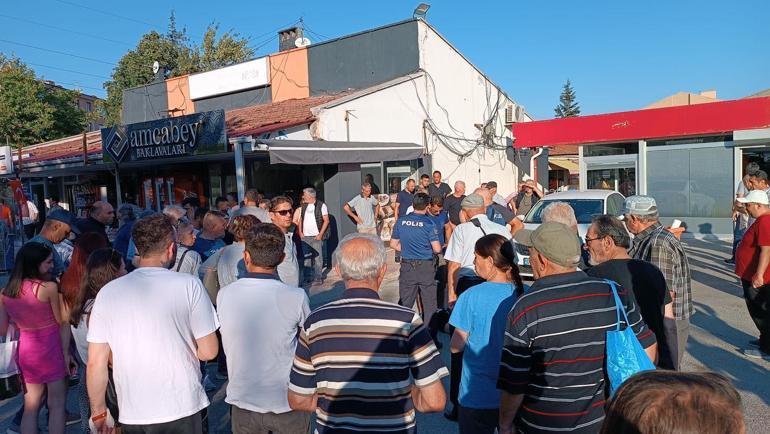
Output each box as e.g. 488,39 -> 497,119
587,167 -> 636,196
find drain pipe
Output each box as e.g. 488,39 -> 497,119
529,147 -> 543,191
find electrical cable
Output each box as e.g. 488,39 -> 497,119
0,13 -> 134,47
0,39 -> 115,66
25,62 -> 111,80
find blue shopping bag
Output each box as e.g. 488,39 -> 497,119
605,279 -> 655,396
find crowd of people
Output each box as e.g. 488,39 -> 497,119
0,168 -> 755,434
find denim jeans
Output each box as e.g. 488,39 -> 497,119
301,237 -> 324,281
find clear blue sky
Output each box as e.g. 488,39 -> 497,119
2,0 -> 768,119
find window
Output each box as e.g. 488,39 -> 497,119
85,101 -> 92,112
583,143 -> 639,157
646,146 -> 733,218
525,199 -> 604,224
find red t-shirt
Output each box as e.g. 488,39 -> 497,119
736,214 -> 770,283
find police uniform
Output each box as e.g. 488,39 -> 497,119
392,211 -> 440,331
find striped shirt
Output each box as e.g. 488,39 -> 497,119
497,271 -> 656,434
628,222 -> 693,320
289,288 -> 449,433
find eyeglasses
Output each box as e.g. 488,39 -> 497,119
584,235 -> 605,244
273,209 -> 293,216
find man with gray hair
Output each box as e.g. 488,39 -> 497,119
163,205 -> 187,225
624,195 -> 692,369
298,187 -> 329,284
444,181 -> 466,227
288,233 -> 448,433
343,183 -> 380,235
585,215 -> 676,369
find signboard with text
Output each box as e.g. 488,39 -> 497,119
101,110 -> 226,164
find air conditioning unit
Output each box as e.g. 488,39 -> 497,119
505,104 -> 526,124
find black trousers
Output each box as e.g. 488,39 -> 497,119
742,280 -> 770,352
122,411 -> 203,434
458,406 -> 499,434
449,276 -> 486,408
399,259 -> 438,335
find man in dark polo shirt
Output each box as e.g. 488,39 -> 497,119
395,179 -> 416,219
428,170 -> 451,199
391,192 -> 442,341
444,181 -> 466,227
498,222 -> 657,434
288,233 -> 448,433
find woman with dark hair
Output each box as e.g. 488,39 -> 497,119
60,232 -> 110,313
0,243 -> 67,434
448,234 -> 526,434
600,371 -> 744,434
70,248 -> 126,433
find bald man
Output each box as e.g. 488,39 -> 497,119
76,200 -> 114,243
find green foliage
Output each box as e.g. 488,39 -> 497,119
0,54 -> 87,147
103,13 -> 254,126
554,79 -> 581,118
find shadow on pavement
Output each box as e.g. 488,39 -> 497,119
688,301 -> 770,406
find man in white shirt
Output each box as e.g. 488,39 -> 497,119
22,199 -> 39,240
217,223 -> 311,434
87,214 -> 219,433
298,188 -> 330,284
269,196 -> 301,287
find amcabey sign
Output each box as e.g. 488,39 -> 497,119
101,110 -> 226,163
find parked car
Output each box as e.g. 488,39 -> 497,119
515,190 -> 626,277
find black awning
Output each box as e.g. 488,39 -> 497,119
259,140 -> 424,165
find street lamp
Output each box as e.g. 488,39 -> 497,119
413,3 -> 430,20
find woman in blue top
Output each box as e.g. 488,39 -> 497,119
449,234 -> 525,434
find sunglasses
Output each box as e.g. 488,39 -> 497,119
273,209 -> 293,216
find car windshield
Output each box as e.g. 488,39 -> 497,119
525,199 -> 604,224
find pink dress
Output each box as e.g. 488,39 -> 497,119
3,279 -> 66,384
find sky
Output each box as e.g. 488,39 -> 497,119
1,0 -> 768,120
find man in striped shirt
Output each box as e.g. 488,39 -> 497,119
288,233 -> 449,433
498,222 -> 657,434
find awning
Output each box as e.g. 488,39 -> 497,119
548,158 -> 579,173
259,140 -> 424,165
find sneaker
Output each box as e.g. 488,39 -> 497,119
65,411 -> 81,426
724,258 -> 735,265
202,374 -> 217,392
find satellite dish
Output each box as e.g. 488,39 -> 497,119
152,61 -> 160,74
294,37 -> 311,48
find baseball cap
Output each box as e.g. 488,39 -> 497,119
737,190 -> 770,205
486,181 -> 498,189
513,221 -> 581,267
461,193 -> 485,209
622,195 -> 658,217
47,209 -> 80,234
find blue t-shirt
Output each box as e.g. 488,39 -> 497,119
391,213 -> 439,260
27,235 -> 64,278
426,211 -> 449,246
449,281 -> 522,409
396,190 -> 414,218
192,237 -> 225,262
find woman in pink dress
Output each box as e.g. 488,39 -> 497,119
0,243 -> 67,434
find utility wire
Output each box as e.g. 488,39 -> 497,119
0,13 -> 133,47
53,0 -> 159,28
0,39 -> 115,66
27,61 -> 111,80
48,80 -> 105,93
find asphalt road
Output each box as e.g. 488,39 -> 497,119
0,238 -> 767,433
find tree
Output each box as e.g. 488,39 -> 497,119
0,54 -> 86,147
103,14 -> 254,125
554,79 -> 581,118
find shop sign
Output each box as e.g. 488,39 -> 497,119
188,57 -> 269,100
101,110 -> 226,164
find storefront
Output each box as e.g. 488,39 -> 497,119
513,96 -> 770,237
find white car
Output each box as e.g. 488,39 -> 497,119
514,190 -> 626,277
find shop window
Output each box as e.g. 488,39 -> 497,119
647,147 -> 733,219
583,143 -> 639,157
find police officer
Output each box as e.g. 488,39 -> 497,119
390,192 -> 442,341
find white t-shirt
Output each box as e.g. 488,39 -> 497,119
302,203 -> 328,237
445,215 -> 511,278
87,267 -> 220,425
22,201 -> 38,225
217,274 -> 310,413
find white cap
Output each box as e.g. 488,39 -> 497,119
737,190 -> 770,205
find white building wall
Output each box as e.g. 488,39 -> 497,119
313,21 -> 531,198
417,21 -> 529,197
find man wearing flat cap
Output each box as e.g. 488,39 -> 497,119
497,222 -> 656,434
622,195 -> 692,369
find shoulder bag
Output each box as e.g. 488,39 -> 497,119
605,279 -> 656,396
0,323 -> 21,399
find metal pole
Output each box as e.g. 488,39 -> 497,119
114,164 -> 123,207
